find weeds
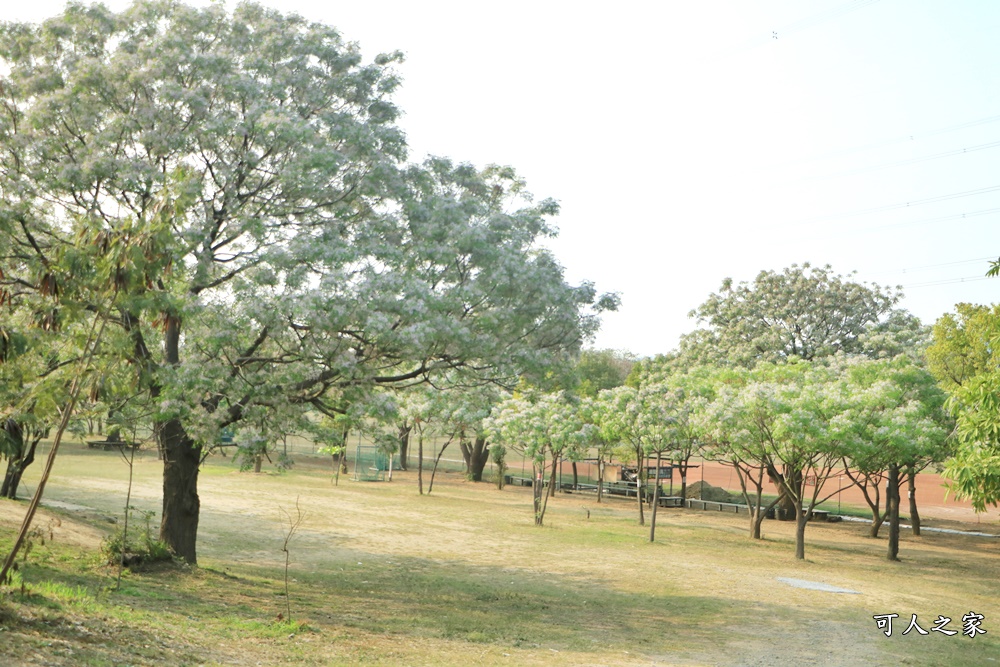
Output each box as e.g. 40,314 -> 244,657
101,506 -> 172,569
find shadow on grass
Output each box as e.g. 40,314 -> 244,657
207,550 -> 774,655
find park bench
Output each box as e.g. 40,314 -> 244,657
685,499 -> 746,513
87,439 -> 139,452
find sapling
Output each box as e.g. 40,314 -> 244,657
278,498 -> 304,622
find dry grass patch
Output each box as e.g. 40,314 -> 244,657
0,442 -> 998,666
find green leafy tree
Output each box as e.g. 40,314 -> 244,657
926,303 -> 1000,391
596,385 -> 677,527
0,2 -> 614,562
428,384 -> 501,483
579,396 -> 618,502
0,201 -> 167,583
574,349 -> 635,397
490,443 -> 507,489
698,367 -> 784,541
635,389 -> 682,543
701,361 -> 848,559
927,304 -> 1000,513
656,369 -> 716,502
836,356 -> 951,547
486,391 -> 587,526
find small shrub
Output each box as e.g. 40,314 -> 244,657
101,507 -> 172,569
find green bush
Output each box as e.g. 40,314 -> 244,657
101,507 -> 172,568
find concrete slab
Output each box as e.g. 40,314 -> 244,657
777,577 -> 861,594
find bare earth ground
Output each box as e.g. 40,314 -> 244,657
2,443 -> 999,666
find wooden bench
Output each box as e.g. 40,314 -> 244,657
87,440 -> 139,452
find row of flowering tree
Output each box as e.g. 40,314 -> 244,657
630,355 -> 951,561
483,352 -> 950,562
615,264 -> 955,562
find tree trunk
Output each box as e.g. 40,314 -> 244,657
1,421 -> 40,500
158,415 -> 202,564
907,470 -> 921,537
332,451 -> 343,486
155,313 -> 202,564
596,456 -> 604,503
532,465 -> 543,526
649,451 -> 662,543
1,456 -> 25,499
869,489 -> 885,538
333,428 -> 349,485
887,463 -> 900,561
496,457 -> 506,490
427,438 -> 451,494
749,498 -> 776,540
774,467 -> 801,521
635,448 -> 645,526
397,424 -> 411,471
253,453 -> 263,473
734,464 -> 771,540
417,430 -> 424,495
840,465 -> 885,538
776,491 -> 795,521
547,454 -> 559,498
459,435 -> 472,474
677,458 -> 688,502
794,504 -> 807,560
467,436 -> 490,481
750,509 -> 763,539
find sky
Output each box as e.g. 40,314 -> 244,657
7,1 -> 1000,357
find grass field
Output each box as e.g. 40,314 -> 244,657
1,442 -> 999,666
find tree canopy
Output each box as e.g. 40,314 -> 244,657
927,304 -> 1000,511
680,263 -> 924,368
573,348 -> 635,397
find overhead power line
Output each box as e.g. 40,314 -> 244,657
848,206 -> 1000,233
770,113 -> 1000,172
902,275 -> 993,289
796,184 -> 1000,226
867,256 -> 996,278
811,139 -> 1000,181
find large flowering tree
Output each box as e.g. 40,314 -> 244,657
679,263 -> 925,369
0,2 -> 614,562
